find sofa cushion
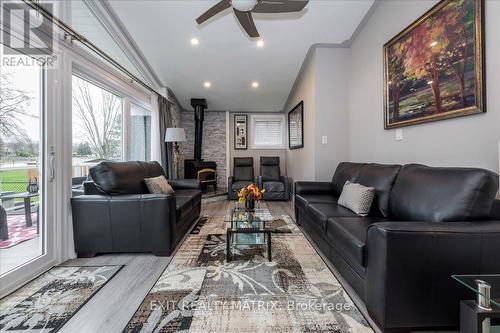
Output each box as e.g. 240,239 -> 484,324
326,216 -> 386,269
231,180 -> 253,192
263,181 -> 284,192
261,157 -> 281,182
353,163 -> 401,217
338,181 -> 376,216
90,161 -> 165,195
389,164 -> 499,222
491,200 -> 500,220
176,196 -> 192,220
331,162 -> 366,196
175,189 -> 202,206
144,176 -> 174,195
295,194 -> 338,211
306,203 -> 359,232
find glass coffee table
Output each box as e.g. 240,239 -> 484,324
452,274 -> 500,333
225,207 -> 273,262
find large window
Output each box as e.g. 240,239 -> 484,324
251,115 -> 285,149
130,103 -> 151,161
72,75 -> 123,177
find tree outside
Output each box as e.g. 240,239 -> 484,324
72,76 -> 123,163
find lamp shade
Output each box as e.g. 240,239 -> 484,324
165,127 -> 186,142
165,128 -> 186,142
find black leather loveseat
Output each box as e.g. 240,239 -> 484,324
71,161 -> 201,257
295,162 -> 500,332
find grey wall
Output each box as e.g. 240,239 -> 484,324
229,112 -> 286,178
314,48 -> 351,180
284,50 -> 316,184
284,47 -> 351,184
180,111 -> 227,189
347,0 -> 500,172
285,0 -> 500,182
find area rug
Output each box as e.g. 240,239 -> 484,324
0,214 -> 38,249
124,215 -> 373,333
0,265 -> 122,332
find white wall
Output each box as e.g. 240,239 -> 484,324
348,0 -> 500,173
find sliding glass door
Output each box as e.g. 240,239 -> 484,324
0,45 -> 57,295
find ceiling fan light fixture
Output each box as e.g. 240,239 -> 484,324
232,0 -> 258,11
256,40 -> 265,48
251,81 -> 259,88
195,0 -> 309,38
204,81 -> 212,88
190,38 -> 199,45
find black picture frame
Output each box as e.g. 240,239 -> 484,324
288,101 -> 304,150
234,114 -> 248,150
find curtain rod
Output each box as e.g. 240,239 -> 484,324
22,0 -> 172,102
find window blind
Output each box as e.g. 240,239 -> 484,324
253,119 -> 283,147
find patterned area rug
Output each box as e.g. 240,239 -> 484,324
0,265 -> 122,332
124,215 -> 373,333
0,214 -> 38,249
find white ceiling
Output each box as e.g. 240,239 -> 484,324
107,0 -> 374,112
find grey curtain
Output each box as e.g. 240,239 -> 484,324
158,96 -> 173,178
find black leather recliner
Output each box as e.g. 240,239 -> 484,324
71,161 -> 201,257
228,157 -> 254,200
257,156 -> 288,201
295,162 -> 500,332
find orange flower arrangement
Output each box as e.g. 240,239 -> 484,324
238,183 -> 265,204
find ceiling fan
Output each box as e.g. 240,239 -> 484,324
196,0 -> 309,38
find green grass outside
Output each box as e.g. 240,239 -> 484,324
0,169 -> 30,194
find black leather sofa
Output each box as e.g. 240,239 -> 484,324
257,156 -> 288,201
71,161 -> 201,257
295,162 -> 500,332
228,157 -> 255,200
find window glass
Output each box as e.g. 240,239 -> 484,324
130,104 -> 151,161
0,44 -> 44,274
70,0 -> 147,83
72,75 -> 123,178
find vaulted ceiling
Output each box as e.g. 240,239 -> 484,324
107,0 -> 374,111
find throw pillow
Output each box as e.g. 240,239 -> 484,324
338,181 -> 375,216
144,176 -> 174,195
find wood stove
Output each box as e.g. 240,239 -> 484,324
184,99 -> 217,191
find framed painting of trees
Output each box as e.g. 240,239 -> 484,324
383,0 -> 485,129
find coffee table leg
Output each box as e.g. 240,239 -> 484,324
226,230 -> 231,262
24,197 -> 32,227
267,231 -> 272,262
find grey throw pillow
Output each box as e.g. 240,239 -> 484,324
144,176 -> 174,195
338,181 -> 375,216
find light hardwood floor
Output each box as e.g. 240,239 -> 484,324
11,199 -> 456,333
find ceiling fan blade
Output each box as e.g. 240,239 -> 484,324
233,9 -> 260,38
252,0 -> 309,13
196,0 -> 232,24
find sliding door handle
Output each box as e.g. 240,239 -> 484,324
49,148 -> 55,182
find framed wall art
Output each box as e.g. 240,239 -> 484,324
384,0 -> 485,129
288,101 -> 304,150
234,115 -> 248,150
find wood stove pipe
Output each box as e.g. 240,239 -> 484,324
190,98 -> 208,161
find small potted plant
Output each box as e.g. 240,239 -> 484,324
238,184 -> 265,212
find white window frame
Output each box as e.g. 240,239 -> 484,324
250,114 -> 286,150
71,62 -> 153,162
